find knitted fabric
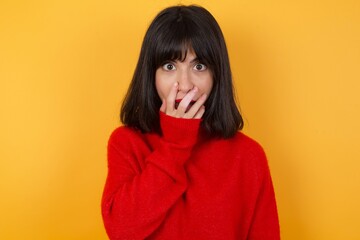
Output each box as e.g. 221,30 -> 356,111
102,112 -> 280,239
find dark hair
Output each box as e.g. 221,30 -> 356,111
120,5 -> 243,138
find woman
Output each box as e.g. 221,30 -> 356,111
102,5 -> 280,240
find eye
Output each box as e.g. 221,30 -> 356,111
194,63 -> 207,71
162,63 -> 176,71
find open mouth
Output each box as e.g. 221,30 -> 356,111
175,99 -> 196,112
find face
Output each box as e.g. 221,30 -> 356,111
155,49 -> 213,109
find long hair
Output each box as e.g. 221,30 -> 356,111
121,5 -> 243,138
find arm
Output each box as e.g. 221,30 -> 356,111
247,148 -> 280,240
101,113 -> 201,240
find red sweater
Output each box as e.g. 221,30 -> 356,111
102,112 -> 280,239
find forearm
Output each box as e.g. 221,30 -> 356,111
102,149 -> 188,239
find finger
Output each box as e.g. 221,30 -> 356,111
166,82 -> 178,113
183,93 -> 207,118
160,98 -> 166,112
193,105 -> 205,119
176,87 -> 198,116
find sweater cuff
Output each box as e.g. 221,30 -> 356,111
159,111 -> 202,147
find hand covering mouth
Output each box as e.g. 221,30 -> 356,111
175,99 -> 196,111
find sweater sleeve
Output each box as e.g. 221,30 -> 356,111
101,112 -> 201,240
247,146 -> 280,240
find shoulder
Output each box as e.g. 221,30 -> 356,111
107,126 -> 158,165
108,126 -> 159,152
204,131 -> 267,162
224,131 -> 269,168
227,132 -> 265,155
109,126 -> 141,141
108,126 -> 148,149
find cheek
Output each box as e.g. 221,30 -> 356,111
202,74 -> 214,95
155,80 -> 164,99
155,75 -> 172,99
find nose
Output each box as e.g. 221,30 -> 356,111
177,69 -> 193,93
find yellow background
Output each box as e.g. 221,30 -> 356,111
1,0 -> 359,239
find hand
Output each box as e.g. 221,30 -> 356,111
160,82 -> 207,119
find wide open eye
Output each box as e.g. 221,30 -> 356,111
162,63 -> 176,71
193,63 -> 207,71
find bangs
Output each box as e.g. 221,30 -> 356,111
153,18 -> 215,68
154,38 -> 191,66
